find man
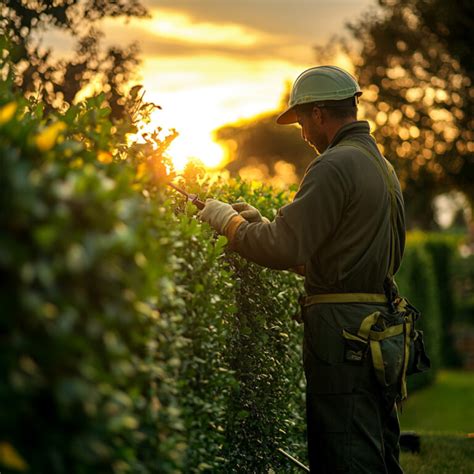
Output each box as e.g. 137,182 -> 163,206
199,65 -> 406,473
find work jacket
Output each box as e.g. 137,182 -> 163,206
230,120 -> 406,295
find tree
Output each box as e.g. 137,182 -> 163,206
347,0 -> 474,227
1,0 -> 148,119
216,109 -> 312,185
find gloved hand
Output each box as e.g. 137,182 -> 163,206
198,198 -> 239,234
231,202 -> 270,224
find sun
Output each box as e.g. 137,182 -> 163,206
165,133 -> 227,171
129,105 -> 229,172
140,92 -> 231,172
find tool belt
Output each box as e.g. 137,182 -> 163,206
302,292 -> 388,306
297,292 -> 430,401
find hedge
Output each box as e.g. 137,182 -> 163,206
424,233 -> 463,367
395,234 -> 442,391
0,54 -> 455,472
0,71 -> 309,472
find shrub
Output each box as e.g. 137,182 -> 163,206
0,73 -> 306,472
396,234 -> 442,391
424,233 -> 463,367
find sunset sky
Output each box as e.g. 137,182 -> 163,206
45,0 -> 375,170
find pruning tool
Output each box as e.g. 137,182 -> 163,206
167,182 -> 205,210
277,448 -> 310,472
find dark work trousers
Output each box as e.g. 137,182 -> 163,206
302,303 -> 404,474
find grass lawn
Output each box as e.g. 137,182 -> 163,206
399,370 -> 474,473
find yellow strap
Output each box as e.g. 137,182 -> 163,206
358,311 -> 381,339
369,324 -> 404,341
400,320 -> 412,400
395,297 -> 409,313
342,329 -> 367,344
303,293 -> 388,307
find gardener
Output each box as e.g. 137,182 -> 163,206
198,65 -> 406,473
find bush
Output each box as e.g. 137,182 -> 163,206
451,248 -> 474,324
396,234 -> 443,391
0,70 -> 306,472
424,234 -> 463,367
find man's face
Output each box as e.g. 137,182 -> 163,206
296,107 -> 329,153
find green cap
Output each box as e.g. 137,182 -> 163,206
277,65 -> 362,125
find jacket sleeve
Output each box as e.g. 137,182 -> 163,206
230,160 -> 349,269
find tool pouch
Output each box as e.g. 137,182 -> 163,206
406,329 -> 431,376
342,298 -> 430,400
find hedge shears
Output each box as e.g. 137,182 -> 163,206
167,181 -> 205,210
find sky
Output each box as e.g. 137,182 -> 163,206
45,0 -> 376,170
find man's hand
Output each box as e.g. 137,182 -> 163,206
198,198 -> 239,234
232,202 -> 270,224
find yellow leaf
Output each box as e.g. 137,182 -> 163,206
0,102 -> 17,125
35,122 -> 67,152
135,162 -> 147,180
0,442 -> 28,471
98,151 -> 113,164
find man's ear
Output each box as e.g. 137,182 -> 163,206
311,106 -> 323,124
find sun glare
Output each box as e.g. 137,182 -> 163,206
165,132 -> 227,171
140,56 -> 307,173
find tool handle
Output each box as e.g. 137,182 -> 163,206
192,197 -> 206,210
277,448 -> 310,472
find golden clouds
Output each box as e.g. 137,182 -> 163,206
145,9 -> 267,47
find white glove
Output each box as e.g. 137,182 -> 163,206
231,202 -> 270,224
198,198 -> 239,234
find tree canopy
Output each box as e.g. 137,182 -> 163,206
348,0 -> 474,225
1,0 -> 148,118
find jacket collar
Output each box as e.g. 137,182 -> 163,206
327,120 -> 371,149
303,120 -> 372,176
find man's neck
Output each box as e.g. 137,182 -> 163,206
326,118 -> 358,145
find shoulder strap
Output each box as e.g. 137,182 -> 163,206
337,139 -> 398,280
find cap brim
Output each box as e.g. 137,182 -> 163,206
276,106 -> 297,125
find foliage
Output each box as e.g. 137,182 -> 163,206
451,248 -> 474,324
0,67 -> 307,472
0,0 -> 148,119
396,234 -> 442,390
216,110 -> 312,182
347,0 -> 474,225
423,233 -> 464,366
